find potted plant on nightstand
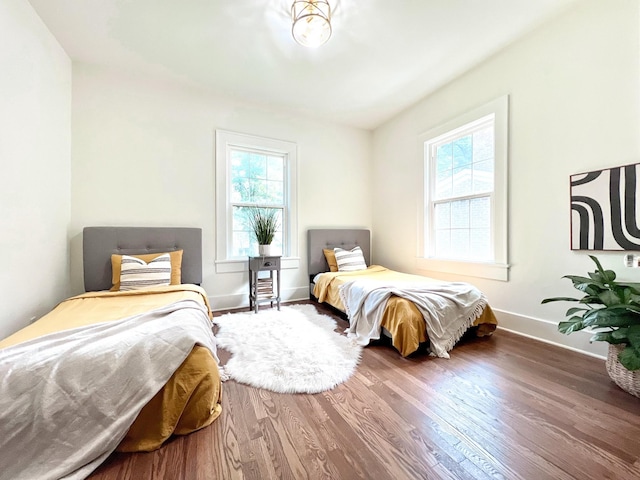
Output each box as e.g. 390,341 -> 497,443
542,255 -> 640,398
247,207 -> 279,256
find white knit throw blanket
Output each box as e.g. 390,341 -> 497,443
339,280 -> 487,358
0,299 -> 218,480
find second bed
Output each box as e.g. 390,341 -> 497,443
308,229 -> 498,357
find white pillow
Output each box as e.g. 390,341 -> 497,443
334,246 -> 367,272
119,253 -> 172,291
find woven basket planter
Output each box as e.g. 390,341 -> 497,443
606,344 -> 640,398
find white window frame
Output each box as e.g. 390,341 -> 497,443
215,130 -> 299,273
417,95 -> 510,281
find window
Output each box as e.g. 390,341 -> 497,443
430,118 -> 494,260
215,130 -> 298,273
418,96 -> 509,281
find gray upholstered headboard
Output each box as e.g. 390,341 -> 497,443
82,226 -> 203,292
307,229 -> 371,277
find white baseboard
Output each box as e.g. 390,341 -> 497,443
209,286 -> 310,311
207,293 -> 608,361
493,308 -> 607,360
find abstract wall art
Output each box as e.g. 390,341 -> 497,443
570,162 -> 640,250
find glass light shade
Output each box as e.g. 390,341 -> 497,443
291,0 -> 332,48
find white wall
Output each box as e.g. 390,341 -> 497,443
0,1 -> 71,339
372,0 -> 640,357
70,64 -> 372,308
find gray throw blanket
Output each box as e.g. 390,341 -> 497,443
0,299 -> 218,480
339,279 -> 487,358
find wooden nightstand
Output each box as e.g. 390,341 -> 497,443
248,255 -> 281,313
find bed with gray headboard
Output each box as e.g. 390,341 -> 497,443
307,227 -> 498,357
0,226 -> 222,475
83,226 -> 202,291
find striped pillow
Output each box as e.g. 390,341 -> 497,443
119,253 -> 172,291
334,246 -> 367,272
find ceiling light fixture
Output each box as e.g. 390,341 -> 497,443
291,0 -> 332,48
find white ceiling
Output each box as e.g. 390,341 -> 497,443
28,0 -> 581,130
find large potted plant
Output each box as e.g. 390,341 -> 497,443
542,255 -> 640,398
247,207 -> 279,256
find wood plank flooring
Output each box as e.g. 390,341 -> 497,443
89,301 -> 640,480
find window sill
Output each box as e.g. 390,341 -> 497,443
416,257 -> 509,281
215,256 -> 300,273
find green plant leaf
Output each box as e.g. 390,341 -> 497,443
564,275 -> 605,291
619,283 -> 640,295
589,255 -> 616,283
563,274 -> 594,284
597,289 -> 624,307
565,307 -> 588,316
624,304 -> 640,314
627,324 -> 640,348
541,297 -> 581,304
588,271 -> 603,282
611,328 -> 629,340
585,284 -> 603,296
582,308 -> 639,328
558,318 -> 587,334
588,270 -> 617,284
590,331 -> 615,343
618,345 -> 640,371
579,296 -> 604,305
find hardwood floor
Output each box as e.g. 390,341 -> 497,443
90,301 -> 640,480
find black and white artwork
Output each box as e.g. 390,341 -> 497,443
571,163 -> 640,250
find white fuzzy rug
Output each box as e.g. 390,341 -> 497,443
213,304 -> 362,394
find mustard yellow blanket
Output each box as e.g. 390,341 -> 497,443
0,284 -> 213,349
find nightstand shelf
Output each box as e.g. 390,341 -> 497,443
248,255 -> 281,313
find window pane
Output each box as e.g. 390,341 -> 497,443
470,197 -> 490,228
231,178 -> 250,203
267,155 -> 284,181
473,160 -> 494,194
451,229 -> 470,258
472,127 -> 493,162
435,229 -> 451,258
452,166 -> 472,196
231,150 -> 251,202
270,230 -> 283,256
231,151 -> 248,179
265,180 -> 284,204
435,169 -> 452,199
452,135 -> 472,168
434,203 -> 450,229
436,143 -> 452,173
451,200 -> 469,228
248,178 -> 267,203
232,206 -> 254,257
232,206 -> 252,235
470,228 -> 491,260
249,153 -> 267,179
232,231 -> 253,258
